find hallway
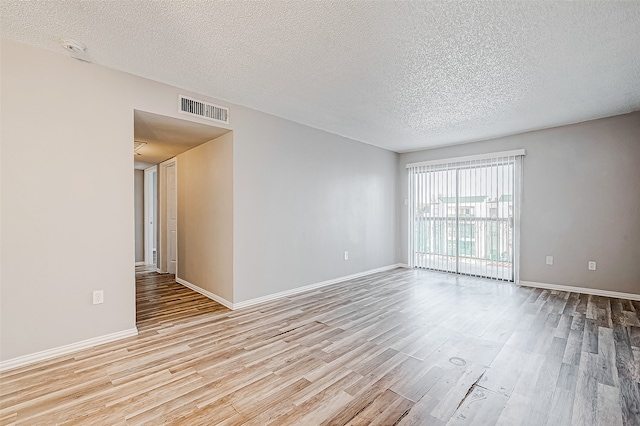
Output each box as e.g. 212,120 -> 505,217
135,266 -> 225,330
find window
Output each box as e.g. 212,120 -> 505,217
407,150 -> 524,282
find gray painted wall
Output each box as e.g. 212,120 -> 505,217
2,39 -> 137,361
398,112 -> 640,294
233,109 -> 398,303
1,38 -> 398,361
134,169 -> 144,263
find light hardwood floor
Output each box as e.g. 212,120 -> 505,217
1,267 -> 639,425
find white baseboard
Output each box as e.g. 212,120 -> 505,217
175,277 -> 234,310
176,264 -> 405,311
0,327 -> 138,372
233,263 -> 405,310
397,263 -> 410,268
519,280 -> 640,301
134,261 -> 145,266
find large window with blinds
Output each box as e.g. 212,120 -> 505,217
407,150 -> 525,282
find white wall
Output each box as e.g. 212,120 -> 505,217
398,112 -> 640,295
0,38 -> 398,362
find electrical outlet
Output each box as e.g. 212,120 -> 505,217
344,251 -> 349,261
588,261 -> 597,271
546,256 -> 554,265
93,290 -> 104,304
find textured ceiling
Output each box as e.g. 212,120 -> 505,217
2,1 -> 639,152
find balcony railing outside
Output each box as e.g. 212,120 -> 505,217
413,216 -> 513,281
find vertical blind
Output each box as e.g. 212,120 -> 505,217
407,150 -> 524,282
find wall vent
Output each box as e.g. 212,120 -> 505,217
178,95 -> 229,124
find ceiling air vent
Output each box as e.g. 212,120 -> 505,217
178,95 -> 229,124
133,140 -> 147,155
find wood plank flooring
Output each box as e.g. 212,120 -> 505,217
1,267 -> 639,425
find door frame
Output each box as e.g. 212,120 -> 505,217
143,165 -> 157,267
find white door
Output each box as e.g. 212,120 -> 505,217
166,162 -> 177,274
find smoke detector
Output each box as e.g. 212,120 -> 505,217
60,39 -> 91,62
61,39 -> 86,54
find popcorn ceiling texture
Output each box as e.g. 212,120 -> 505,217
1,1 -> 639,152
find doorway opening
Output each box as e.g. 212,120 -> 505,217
133,109 -> 231,323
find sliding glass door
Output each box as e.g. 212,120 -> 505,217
408,151 -> 524,282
